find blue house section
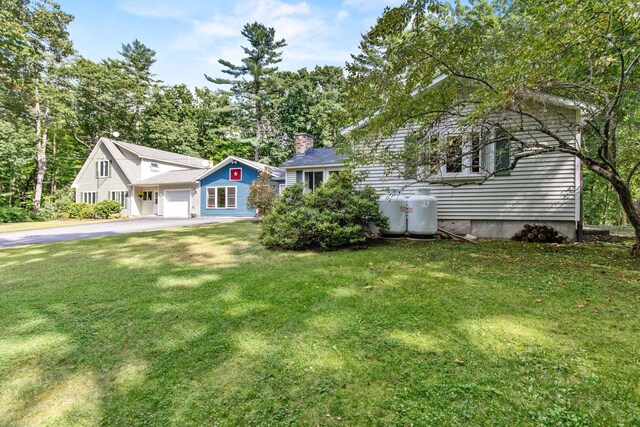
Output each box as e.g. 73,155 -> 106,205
200,162 -> 259,217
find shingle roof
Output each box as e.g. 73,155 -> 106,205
279,148 -> 348,168
133,169 -> 205,185
104,138 -> 210,169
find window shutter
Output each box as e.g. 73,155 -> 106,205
296,170 -> 302,184
494,130 -> 511,176
108,161 -> 112,177
95,162 -> 99,178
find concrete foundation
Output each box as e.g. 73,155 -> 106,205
438,219 -> 577,241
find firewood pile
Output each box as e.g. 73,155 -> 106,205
512,224 -> 567,243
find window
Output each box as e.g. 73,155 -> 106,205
207,187 -> 237,208
296,170 -> 303,184
150,162 -> 159,172
109,191 -> 128,208
304,171 -> 324,191
444,135 -> 463,173
81,192 -> 96,204
494,129 -> 511,176
141,190 -> 153,201
96,160 -> 110,178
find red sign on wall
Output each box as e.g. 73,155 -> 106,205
229,167 -> 242,181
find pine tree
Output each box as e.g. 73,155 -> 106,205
206,22 -> 286,161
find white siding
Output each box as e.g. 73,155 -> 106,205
357,108 -> 579,222
140,159 -> 193,180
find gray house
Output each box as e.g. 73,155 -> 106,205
71,137 -> 210,218
280,108 -> 583,240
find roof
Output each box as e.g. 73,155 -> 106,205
133,169 -> 205,185
105,138 -> 210,169
195,156 -> 286,181
279,148 -> 348,168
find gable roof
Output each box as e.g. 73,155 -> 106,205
106,138 -> 210,169
279,148 -> 348,168
195,156 -> 286,181
71,137 -> 137,188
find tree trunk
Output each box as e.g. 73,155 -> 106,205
50,132 -> 57,194
33,86 -> 48,214
610,178 -> 640,257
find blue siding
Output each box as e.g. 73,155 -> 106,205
200,163 -> 259,216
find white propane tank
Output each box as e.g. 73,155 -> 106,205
378,190 -> 407,235
407,187 -> 438,236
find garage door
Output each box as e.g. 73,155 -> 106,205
164,190 -> 190,218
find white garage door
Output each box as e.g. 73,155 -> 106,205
164,190 -> 190,218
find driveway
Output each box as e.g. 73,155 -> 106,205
0,217 -> 248,248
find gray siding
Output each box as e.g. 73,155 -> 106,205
74,144 -> 133,216
356,108 -> 579,222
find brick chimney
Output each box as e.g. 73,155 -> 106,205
294,133 -> 314,155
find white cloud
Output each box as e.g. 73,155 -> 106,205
342,0 -> 404,11
336,9 -> 349,20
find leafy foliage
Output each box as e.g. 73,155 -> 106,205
65,202 -> 96,219
0,206 -> 41,223
260,171 -> 387,249
247,171 -> 278,217
94,199 -> 122,219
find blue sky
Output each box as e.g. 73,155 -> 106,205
58,0 -> 404,88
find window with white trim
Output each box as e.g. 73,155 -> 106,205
304,171 -> 323,191
150,162 -> 159,172
207,186 -> 237,208
81,192 -> 96,204
109,191 -> 128,208
97,160 -> 110,178
440,132 -> 485,176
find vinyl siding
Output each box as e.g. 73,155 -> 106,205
356,108 -> 579,222
73,144 -> 133,216
199,163 -> 259,217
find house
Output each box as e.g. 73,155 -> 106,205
280,107 -> 583,241
71,137 -> 285,218
197,156 -> 285,217
279,133 -> 348,190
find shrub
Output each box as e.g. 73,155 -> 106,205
247,171 -> 278,217
40,188 -> 75,220
94,200 -> 122,219
66,203 -> 96,219
0,206 -> 42,223
259,171 -> 388,250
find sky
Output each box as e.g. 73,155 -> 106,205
57,0 -> 404,88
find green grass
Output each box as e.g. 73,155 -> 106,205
0,221 -> 638,426
0,219 -> 120,233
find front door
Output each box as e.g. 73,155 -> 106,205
140,189 -> 156,216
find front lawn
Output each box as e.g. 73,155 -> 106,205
0,221 -> 638,425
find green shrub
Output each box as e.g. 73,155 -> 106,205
0,206 -> 42,223
94,200 -> 122,219
259,171 -> 388,250
66,203 -> 96,219
40,188 -> 75,220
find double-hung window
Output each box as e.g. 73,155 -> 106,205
304,171 -> 324,191
109,191 -> 128,208
440,132 -> 484,176
97,160 -> 110,178
81,192 -> 96,204
207,187 -> 237,209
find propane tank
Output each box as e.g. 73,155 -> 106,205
378,190 -> 407,235
407,187 -> 438,236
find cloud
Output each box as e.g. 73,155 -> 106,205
342,0 -> 404,11
336,9 -> 349,20
117,0 -> 195,19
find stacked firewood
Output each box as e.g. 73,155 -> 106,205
512,224 -> 567,243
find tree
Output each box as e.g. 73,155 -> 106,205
272,66 -> 347,164
118,40 -> 157,144
206,22 -> 286,161
0,0 -> 74,213
247,171 -> 277,216
345,0 -> 640,256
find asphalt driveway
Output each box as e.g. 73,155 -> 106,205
0,217 -> 248,248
